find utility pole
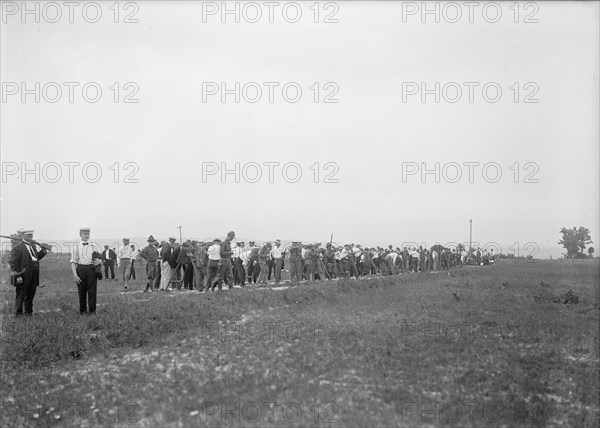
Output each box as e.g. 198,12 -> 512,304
178,226 -> 182,243
469,219 -> 472,252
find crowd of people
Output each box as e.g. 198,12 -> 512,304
125,232 -> 495,293
6,227 -> 495,316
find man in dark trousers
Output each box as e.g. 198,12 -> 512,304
257,242 -> 271,285
139,236 -> 159,292
159,237 -> 176,290
288,242 -> 303,282
9,229 -> 48,316
246,241 -> 259,284
101,245 -> 117,280
270,239 -> 284,284
177,240 -> 194,290
207,238 -> 222,291
170,241 -> 182,289
70,227 -> 102,314
219,231 -> 235,290
129,244 -> 137,280
232,241 -> 246,287
402,247 -> 410,272
192,241 -> 208,291
153,240 -> 162,289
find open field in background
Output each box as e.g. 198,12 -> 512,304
0,256 -> 598,427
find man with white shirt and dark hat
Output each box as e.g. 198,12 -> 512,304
70,227 -> 102,315
9,228 -> 48,316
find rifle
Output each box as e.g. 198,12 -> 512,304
0,235 -> 53,252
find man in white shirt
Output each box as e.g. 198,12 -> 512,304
70,227 -> 102,314
270,239 -> 284,284
207,239 -> 222,291
118,238 -> 134,290
232,242 -> 246,287
129,244 -> 139,281
388,250 -> 399,274
409,247 -> 419,272
241,245 -> 252,266
246,241 -> 260,284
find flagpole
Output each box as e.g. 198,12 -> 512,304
469,219 -> 472,252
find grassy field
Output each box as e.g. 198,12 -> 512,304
1,255 -> 598,427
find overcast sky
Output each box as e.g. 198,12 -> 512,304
1,1 -> 598,257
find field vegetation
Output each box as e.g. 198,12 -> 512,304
1,255 -> 598,427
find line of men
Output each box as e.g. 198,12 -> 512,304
134,236 -> 492,292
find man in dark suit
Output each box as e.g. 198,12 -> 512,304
177,240 -> 194,290
170,242 -> 182,289
9,229 -> 48,316
140,236 -> 159,292
101,245 -> 117,280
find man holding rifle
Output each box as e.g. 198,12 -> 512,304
9,229 -> 48,316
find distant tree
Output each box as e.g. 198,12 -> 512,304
558,226 -> 592,258
589,247 -> 595,258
